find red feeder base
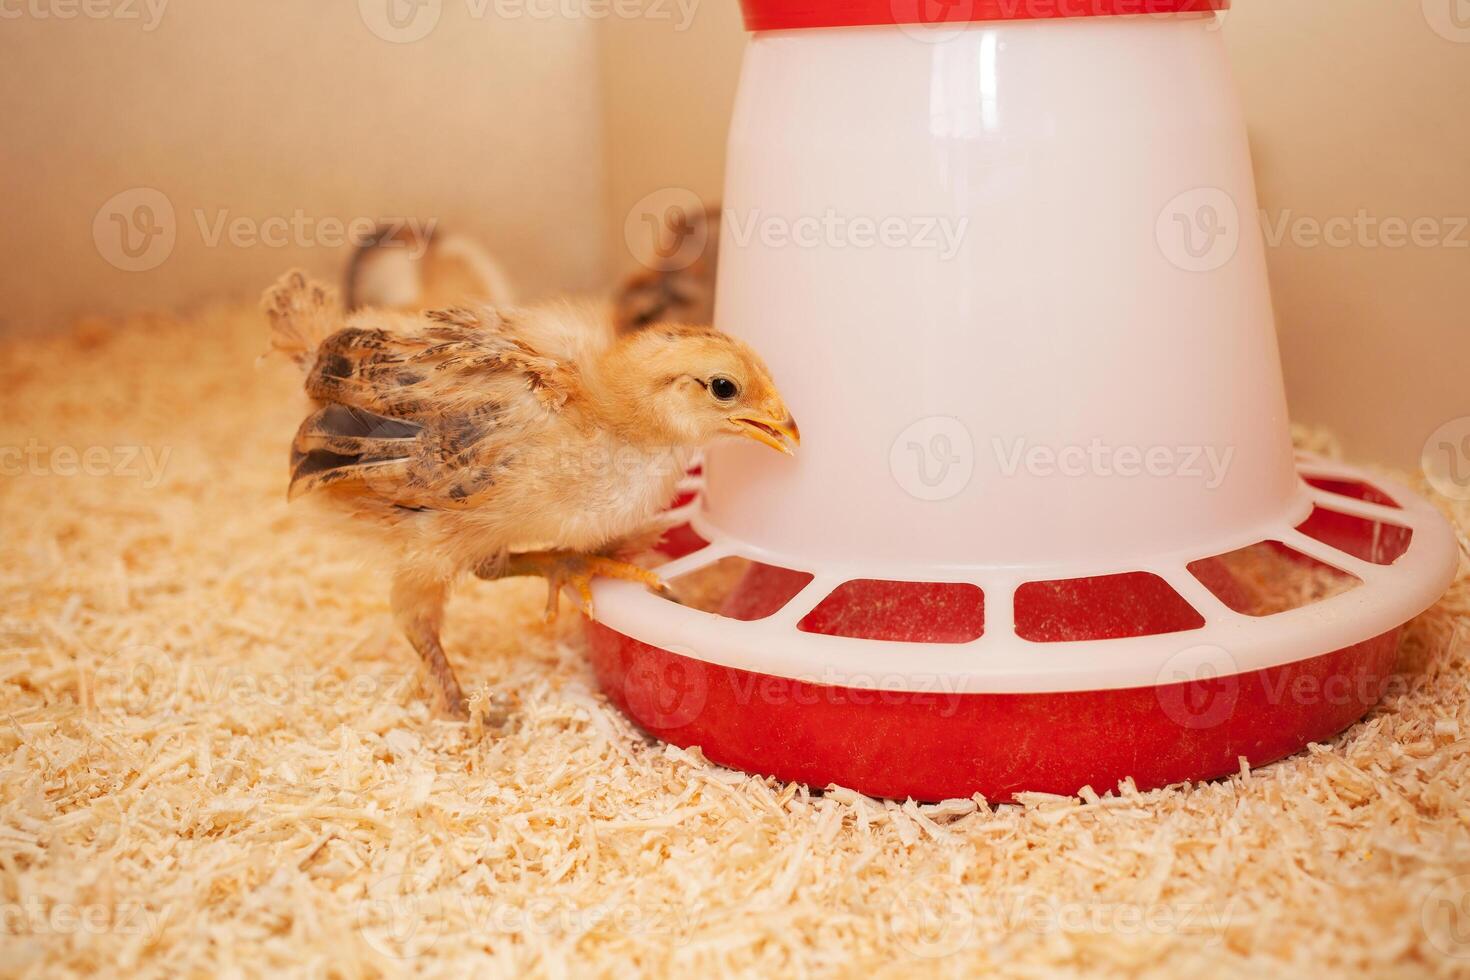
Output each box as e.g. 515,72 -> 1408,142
586,620 -> 1400,803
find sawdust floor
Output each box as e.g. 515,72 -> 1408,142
1,304 -> 1469,979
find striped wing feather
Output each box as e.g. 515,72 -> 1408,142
288,308 -> 573,509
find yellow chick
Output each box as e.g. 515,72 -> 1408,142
262,271 -> 798,719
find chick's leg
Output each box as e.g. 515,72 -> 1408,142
483,550 -> 671,623
390,572 -> 468,720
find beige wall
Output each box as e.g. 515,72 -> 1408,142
597,1 -> 744,277
3,3 -> 1465,466
0,0 -> 609,327
1225,2 -> 1470,468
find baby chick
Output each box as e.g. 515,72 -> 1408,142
345,223 -> 515,313
262,271 -> 798,719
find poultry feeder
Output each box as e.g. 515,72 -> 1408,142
586,0 -> 1460,802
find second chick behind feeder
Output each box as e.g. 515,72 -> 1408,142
262,271 -> 799,719
612,205 -> 721,334
345,223 -> 516,313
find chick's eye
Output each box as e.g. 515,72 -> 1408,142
709,377 -> 739,401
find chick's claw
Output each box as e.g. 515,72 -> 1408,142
499,550 -> 671,623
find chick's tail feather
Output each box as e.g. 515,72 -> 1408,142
262,270 -> 342,369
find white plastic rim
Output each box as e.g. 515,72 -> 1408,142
592,458 -> 1459,693
591,14 -> 1462,694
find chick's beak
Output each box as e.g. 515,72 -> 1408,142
731,409 -> 801,456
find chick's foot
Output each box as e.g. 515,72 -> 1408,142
494,550 -> 672,623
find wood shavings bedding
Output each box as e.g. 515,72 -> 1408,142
0,305 -> 1468,978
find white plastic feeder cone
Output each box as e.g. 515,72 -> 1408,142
586,0 -> 1461,803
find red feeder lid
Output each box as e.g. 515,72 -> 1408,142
741,0 -> 1228,31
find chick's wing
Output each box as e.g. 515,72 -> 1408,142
288,306 -> 576,510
